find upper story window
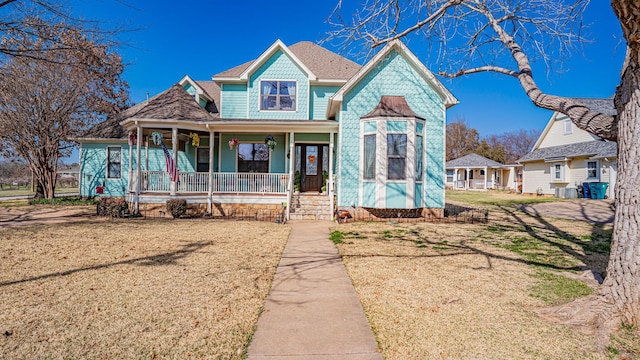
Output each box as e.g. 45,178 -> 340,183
563,118 -> 573,134
106,146 -> 121,179
260,81 -> 296,111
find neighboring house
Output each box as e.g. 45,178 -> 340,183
77,39 -> 457,220
518,98 -> 617,199
445,153 -> 521,191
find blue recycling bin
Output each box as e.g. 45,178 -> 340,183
582,182 -> 591,198
589,182 -> 609,200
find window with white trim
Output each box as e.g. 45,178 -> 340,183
563,118 -> 573,134
238,143 -> 269,173
387,134 -> 407,180
586,160 -> 599,180
551,163 -> 564,181
260,81 -> 296,111
107,146 -> 122,179
196,148 -> 210,172
416,134 -> 423,181
446,169 -> 454,183
363,134 -> 376,180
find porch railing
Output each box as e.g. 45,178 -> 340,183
130,171 -> 289,194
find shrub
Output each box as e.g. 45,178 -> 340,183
166,199 -> 187,218
96,197 -> 129,217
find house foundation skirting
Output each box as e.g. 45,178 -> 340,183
125,193 -> 287,219
346,207 -> 444,222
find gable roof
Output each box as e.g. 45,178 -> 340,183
327,40 -> 458,118
213,40 -> 361,82
532,97 -> 614,150
518,140 -> 617,163
361,96 -> 424,120
446,153 -> 504,168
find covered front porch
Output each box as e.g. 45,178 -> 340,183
123,120 -> 338,220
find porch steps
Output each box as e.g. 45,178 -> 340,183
289,193 -> 332,221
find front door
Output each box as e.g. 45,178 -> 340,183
299,144 -> 323,192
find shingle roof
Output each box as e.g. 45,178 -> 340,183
195,80 -> 220,117
518,140 -> 617,162
130,84 -> 213,121
574,97 -> 616,116
446,153 -> 504,168
361,96 -> 424,120
213,41 -> 361,80
84,84 -> 213,139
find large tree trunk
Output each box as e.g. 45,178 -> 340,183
604,51 -> 640,328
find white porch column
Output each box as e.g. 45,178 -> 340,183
207,129 -> 214,214
454,168 -> 458,189
286,132 -> 295,221
170,127 -> 177,196
329,131 -> 335,216
465,168 -> 470,190
484,166 -> 488,190
134,125 -> 142,214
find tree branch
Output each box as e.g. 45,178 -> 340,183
439,65 -> 519,78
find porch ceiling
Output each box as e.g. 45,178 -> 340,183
121,118 -> 339,133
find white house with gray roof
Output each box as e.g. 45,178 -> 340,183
518,98 -> 617,199
445,153 -> 521,191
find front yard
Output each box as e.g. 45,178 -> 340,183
1,191 -> 637,359
333,192 -> 637,359
0,220 -> 289,359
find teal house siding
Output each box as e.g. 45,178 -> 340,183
219,134 -> 286,173
310,86 -> 339,120
81,142 -> 131,197
414,183 -> 423,208
247,50 -> 309,120
362,182 -> 376,207
221,84 -> 247,119
386,183 -> 407,208
294,133 -> 329,143
338,49 -> 446,209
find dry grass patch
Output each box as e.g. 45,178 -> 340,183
332,207 -> 618,359
0,220 -> 289,359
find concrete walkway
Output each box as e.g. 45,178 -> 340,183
247,221 -> 383,360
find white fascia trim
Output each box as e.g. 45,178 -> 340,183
73,138 -> 127,143
179,75 -> 212,102
532,111 -> 561,150
211,77 -> 247,83
238,39 -> 317,81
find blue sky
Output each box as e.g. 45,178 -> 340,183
74,1 -> 623,137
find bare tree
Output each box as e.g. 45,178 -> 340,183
501,129 -> 541,163
446,116 -> 479,160
0,20 -> 129,199
328,0 -> 638,346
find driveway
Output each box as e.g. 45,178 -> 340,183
518,199 -> 615,225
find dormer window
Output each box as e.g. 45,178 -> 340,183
260,80 -> 296,111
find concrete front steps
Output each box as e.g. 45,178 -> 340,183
289,193 -> 332,220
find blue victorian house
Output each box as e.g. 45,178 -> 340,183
77,40 -> 457,220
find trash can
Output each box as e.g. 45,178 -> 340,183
589,182 -> 609,200
582,182 -> 591,199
